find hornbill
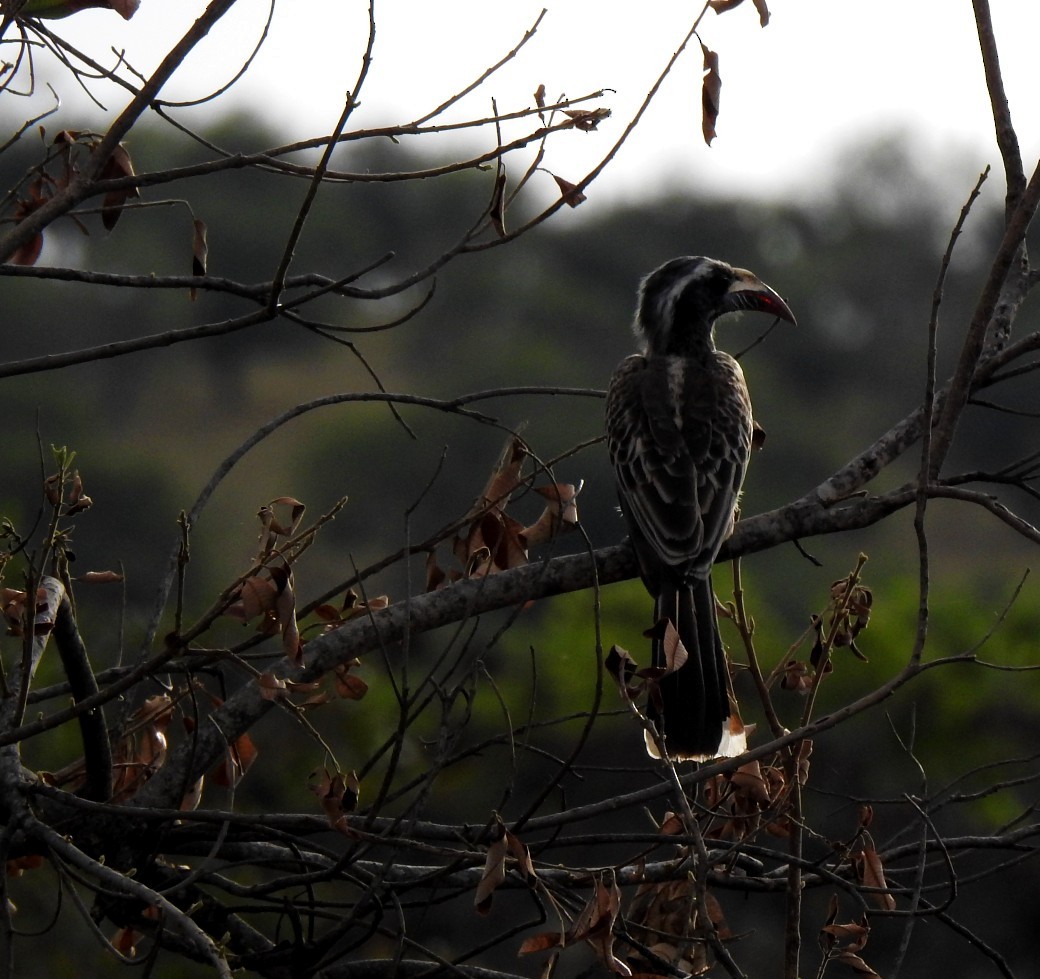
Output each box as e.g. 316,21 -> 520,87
606,256 -> 796,760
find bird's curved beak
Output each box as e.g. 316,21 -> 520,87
722,269 -> 797,325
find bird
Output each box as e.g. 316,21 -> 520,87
605,256 -> 796,760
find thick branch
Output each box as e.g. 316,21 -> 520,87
972,0 -> 1025,214
29,820 -> 234,978
0,308 -> 273,379
133,544 -> 633,807
931,160 -> 1040,476
135,416 -> 1040,810
51,585 -> 112,802
131,477 -> 950,810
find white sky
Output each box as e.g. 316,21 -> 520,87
11,1 -> 1040,204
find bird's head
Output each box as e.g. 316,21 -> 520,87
635,256 -> 796,356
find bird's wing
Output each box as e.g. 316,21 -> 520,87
606,353 -> 751,577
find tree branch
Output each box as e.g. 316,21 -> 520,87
0,0 -> 240,263
972,0 -> 1025,215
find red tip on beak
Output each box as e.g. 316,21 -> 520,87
722,275 -> 796,325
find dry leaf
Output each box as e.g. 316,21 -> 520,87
730,759 -> 771,807
562,108 -> 610,131
8,231 -> 44,267
657,619 -> 688,673
549,172 -> 587,208
104,695 -> 173,801
700,42 -> 722,145
605,644 -> 640,696
657,812 -> 685,836
271,565 -> 301,662
226,565 -> 301,662
310,768 -> 360,834
523,482 -> 580,545
457,436 -> 527,573
821,920 -> 870,950
795,738 -> 813,785
111,925 -> 140,957
1,586 -> 48,636
190,218 -> 208,300
211,731 -> 258,787
835,951 -> 881,977
8,176 -> 50,266
5,854 -> 44,878
42,690 -> 172,799
781,658 -> 811,692
313,589 -> 390,629
258,671 -> 288,701
820,899 -> 880,976
708,0 -> 770,24
505,825 -> 537,884
521,876 -> 630,976
518,931 -> 562,955
179,775 -> 205,812
476,817 -> 537,915
340,591 -> 389,621
575,878 -> 630,975
828,576 -> 873,658
333,660 -> 368,700
226,575 -> 277,622
98,144 -> 138,231
425,550 -> 448,591
752,420 -> 767,450
257,496 -> 306,553
43,471 -> 62,506
481,435 -> 527,507
434,435 -> 578,587
474,821 -> 509,915
853,846 -> 896,911
489,169 -> 507,237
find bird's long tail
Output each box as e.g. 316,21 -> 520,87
646,575 -> 742,760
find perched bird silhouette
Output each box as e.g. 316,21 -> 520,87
606,256 -> 795,760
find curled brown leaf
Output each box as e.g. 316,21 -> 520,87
190,218 -> 208,300
700,42 -> 722,145
853,846 -> 896,911
562,107 -> 610,131
98,144 -> 139,231
310,767 -> 360,834
489,169 -> 507,237
548,172 -> 587,208
475,820 -> 509,915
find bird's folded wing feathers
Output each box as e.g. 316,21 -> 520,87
606,355 -> 746,576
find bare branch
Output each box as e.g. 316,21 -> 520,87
0,0 -> 241,262
929,157 -> 1040,475
972,0 -> 1025,215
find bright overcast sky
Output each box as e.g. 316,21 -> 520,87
16,1 -> 1040,204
